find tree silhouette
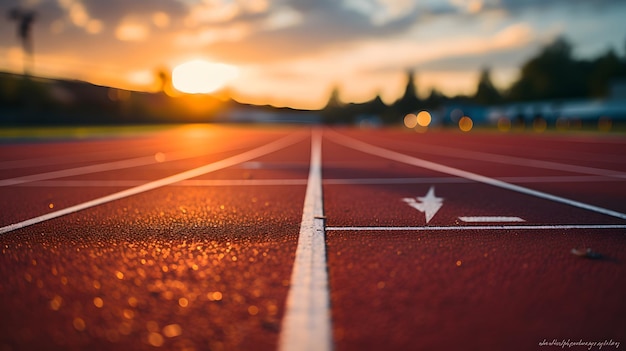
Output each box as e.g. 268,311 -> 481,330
508,37 -> 585,101
423,88 -> 444,108
400,70 -> 417,103
322,85 -> 349,124
395,70 -> 419,111
391,69 -> 422,120
324,85 -> 343,109
507,36 -> 626,101
473,68 -> 502,105
8,8 -> 36,75
588,49 -> 626,97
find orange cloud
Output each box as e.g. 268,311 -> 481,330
115,22 -> 150,42
175,23 -> 253,47
56,0 -> 103,34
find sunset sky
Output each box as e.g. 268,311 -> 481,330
0,0 -> 625,109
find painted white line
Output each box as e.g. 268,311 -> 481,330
459,216 -> 525,223
13,175 -> 626,187
0,136 -> 270,186
493,176 -> 626,184
325,177 -> 468,185
326,224 -> 626,231
181,179 -> 307,186
16,180 -> 148,187
375,137 -> 626,177
327,131 -> 626,221
0,150 -> 123,170
0,150 -> 199,187
440,145 -> 626,178
17,179 -> 309,187
0,133 -> 305,235
238,162 -> 309,170
279,130 -> 332,351
0,127 -> 267,171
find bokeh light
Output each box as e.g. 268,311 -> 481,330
458,116 -> 473,132
404,113 -> 417,129
416,111 -> 432,127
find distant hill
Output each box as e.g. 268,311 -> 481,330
0,71 -> 319,125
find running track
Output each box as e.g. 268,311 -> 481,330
1,125 -> 625,351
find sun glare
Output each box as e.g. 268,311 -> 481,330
172,59 -> 239,94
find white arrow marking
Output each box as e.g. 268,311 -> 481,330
459,216 -> 525,223
402,186 -> 443,223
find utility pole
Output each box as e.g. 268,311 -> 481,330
8,8 -> 36,76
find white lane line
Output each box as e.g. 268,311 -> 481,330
239,161 -> 307,169
17,179 -> 309,187
0,133 -> 305,235
326,224 -> 626,231
0,150 -> 122,170
327,131 -> 626,221
324,175 -> 623,185
385,140 -> 626,179
17,175 -> 625,187
16,180 -> 155,187
0,136 -> 270,187
459,216 -> 525,223
492,175 -> 626,184
177,179 -> 307,186
0,150 -> 200,187
0,128 -> 266,171
279,130 -> 332,351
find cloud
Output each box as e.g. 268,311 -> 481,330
262,6 -> 302,30
182,0 -> 620,66
344,0 -> 418,25
184,1 -> 241,25
115,21 -> 149,42
315,22 -> 537,77
495,0 -> 624,12
175,23 -> 254,47
194,0 -> 422,65
1,0 -> 624,108
81,0 -> 187,24
151,12 -> 170,28
5,0 -> 618,67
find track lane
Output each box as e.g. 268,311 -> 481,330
0,131 -> 303,231
321,129 -> 626,351
0,127 -> 312,351
327,229 -> 626,351
343,130 -> 626,170
1,185 -> 306,351
326,131 -> 626,221
1,126 -> 625,351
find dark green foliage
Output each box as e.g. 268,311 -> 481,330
474,68 -> 502,105
393,70 -> 421,115
507,37 -> 626,101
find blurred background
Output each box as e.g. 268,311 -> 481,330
0,0 -> 625,130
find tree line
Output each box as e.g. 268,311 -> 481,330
1,37 -> 625,125
323,37 -> 626,124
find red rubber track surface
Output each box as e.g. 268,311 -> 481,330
0,126 -> 624,351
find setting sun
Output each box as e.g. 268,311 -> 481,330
172,60 -> 239,94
